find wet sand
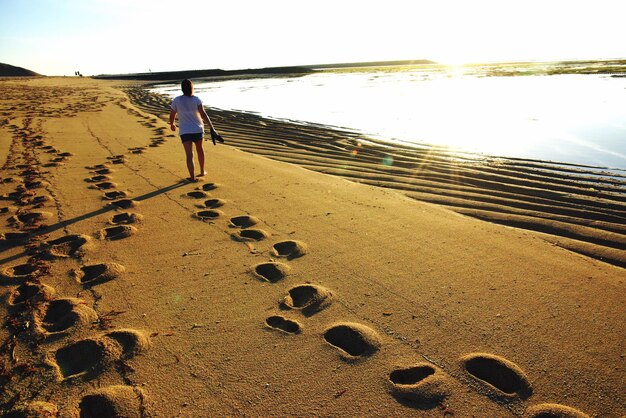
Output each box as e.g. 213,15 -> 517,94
0,77 -> 624,417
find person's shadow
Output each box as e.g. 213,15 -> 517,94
0,180 -> 189,265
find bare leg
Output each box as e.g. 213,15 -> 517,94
182,141 -> 195,181
195,139 -> 205,177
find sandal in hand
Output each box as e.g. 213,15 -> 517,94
210,128 -> 224,145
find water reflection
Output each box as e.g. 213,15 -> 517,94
155,71 -> 626,170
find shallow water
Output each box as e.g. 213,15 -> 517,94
154,70 -> 626,170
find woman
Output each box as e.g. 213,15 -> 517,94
169,79 -> 223,182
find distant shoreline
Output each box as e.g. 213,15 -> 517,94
92,66 -> 315,81
4,58 -> 625,80
91,58 -> 626,81
91,59 -> 436,81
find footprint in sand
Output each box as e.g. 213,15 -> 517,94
72,262 -> 125,286
41,234 -> 93,258
0,263 -> 47,285
34,297 -> 98,337
0,231 -> 32,248
197,183 -> 218,191
128,147 -> 146,154
281,284 -> 333,316
103,190 -> 128,200
525,403 -> 590,418
231,229 -> 269,242
79,385 -> 146,418
86,164 -> 109,170
48,338 -> 112,381
194,210 -> 223,221
8,211 -> 53,225
20,168 -> 43,177
186,190 -> 210,199
47,329 -> 149,381
323,322 -> 381,360
85,175 -> 111,183
108,199 -> 138,209
460,352 -> 532,399
8,282 -> 56,309
92,181 -> 118,190
21,179 -> 49,190
271,240 -> 308,259
229,215 -> 259,229
98,225 -> 137,240
4,401 -> 59,417
0,205 -> 17,214
29,195 -> 53,205
265,315 -> 302,335
388,363 -> 453,404
252,262 -> 291,283
202,198 -> 226,209
109,212 -> 143,225
4,190 -> 25,200
93,168 -> 114,175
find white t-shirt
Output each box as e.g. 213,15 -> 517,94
171,95 -> 204,135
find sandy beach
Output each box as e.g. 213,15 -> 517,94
0,76 -> 624,417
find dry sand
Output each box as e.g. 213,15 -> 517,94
0,77 -> 624,417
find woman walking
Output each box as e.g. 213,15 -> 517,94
169,79 -> 223,182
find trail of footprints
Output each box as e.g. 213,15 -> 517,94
0,112 -> 169,416
183,182 -> 591,416
0,106 -> 593,417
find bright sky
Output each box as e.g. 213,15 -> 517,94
1,0 -> 624,76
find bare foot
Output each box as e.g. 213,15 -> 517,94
197,172 -> 206,177
186,177 -> 199,183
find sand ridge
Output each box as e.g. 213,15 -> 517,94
125,86 -> 626,269
0,77 -> 623,416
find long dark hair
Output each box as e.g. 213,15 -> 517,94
181,79 -> 193,96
